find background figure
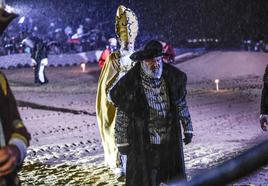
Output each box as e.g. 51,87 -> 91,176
22,37 -> 49,85
160,41 -> 175,64
98,37 -> 117,68
110,40 -> 193,186
96,5 -> 138,176
0,4 -> 31,185
260,64 -> 268,131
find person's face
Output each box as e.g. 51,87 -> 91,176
143,56 -> 162,72
120,41 -> 134,51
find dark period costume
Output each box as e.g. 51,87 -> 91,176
261,65 -> 268,115
0,7 -> 31,185
110,59 -> 193,185
30,38 -> 49,85
260,64 -> 268,131
0,72 -> 31,186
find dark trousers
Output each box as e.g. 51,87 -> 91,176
0,173 -> 21,186
149,144 -> 167,186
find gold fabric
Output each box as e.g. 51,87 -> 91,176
96,51 -> 121,169
0,72 -> 7,96
115,5 -> 138,44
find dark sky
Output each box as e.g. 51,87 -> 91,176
128,0 -> 268,42
93,0 -> 268,45
6,0 -> 268,45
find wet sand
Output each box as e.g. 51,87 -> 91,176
2,51 -> 268,185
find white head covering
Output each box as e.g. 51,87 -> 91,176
108,38 -> 117,47
21,38 -> 34,48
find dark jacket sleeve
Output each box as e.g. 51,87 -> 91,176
30,46 -> 36,59
175,73 -> 193,133
0,72 -> 31,166
110,71 -> 134,110
261,65 -> 268,114
115,109 -> 130,146
110,69 -> 135,148
5,75 -> 31,146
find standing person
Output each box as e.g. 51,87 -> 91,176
96,5 -> 138,176
22,37 -> 49,85
260,64 -> 268,131
110,40 -> 193,185
98,37 -> 117,69
0,71 -> 31,186
160,41 -> 176,64
0,4 -> 31,186
31,37 -> 49,85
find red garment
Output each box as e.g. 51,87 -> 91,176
98,48 -> 111,68
162,43 -> 175,63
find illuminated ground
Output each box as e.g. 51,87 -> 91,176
2,51 -> 268,185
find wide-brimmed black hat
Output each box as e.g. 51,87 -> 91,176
130,40 -> 163,61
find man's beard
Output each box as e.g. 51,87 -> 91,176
141,61 -> 163,79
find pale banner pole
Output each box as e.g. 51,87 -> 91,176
0,119 -> 6,147
0,0 -> 5,8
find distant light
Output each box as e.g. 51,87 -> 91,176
203,38 -> 206,42
193,39 -> 197,43
80,63 -> 86,72
214,79 -> 220,91
215,39 -> 219,42
5,5 -> 15,14
188,39 -> 192,43
18,16 -> 25,24
198,39 -> 202,42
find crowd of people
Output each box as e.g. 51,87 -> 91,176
0,0 -> 266,57
0,0 -> 120,56
0,0 -> 165,57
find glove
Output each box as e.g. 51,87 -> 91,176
183,133 -> 193,145
118,145 -> 130,155
260,115 -> 268,131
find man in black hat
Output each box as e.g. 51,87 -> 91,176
110,40 -> 193,185
260,65 -> 268,131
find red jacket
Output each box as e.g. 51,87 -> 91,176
163,43 -> 175,63
98,48 -> 111,68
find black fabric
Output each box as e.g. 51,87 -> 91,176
183,133 -> 193,145
1,173 -> 21,186
31,39 -> 49,84
31,39 -> 48,62
261,65 -> 268,114
0,72 -> 31,184
110,63 -> 187,186
0,8 -> 18,35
